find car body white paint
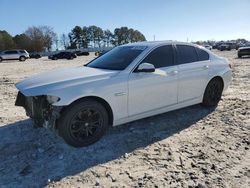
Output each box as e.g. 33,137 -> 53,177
16,41 -> 232,126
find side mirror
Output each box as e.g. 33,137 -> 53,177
136,63 -> 155,73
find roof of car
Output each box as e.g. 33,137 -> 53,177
239,46 -> 250,50
123,40 -> 200,48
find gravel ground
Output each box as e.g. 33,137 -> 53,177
0,51 -> 249,188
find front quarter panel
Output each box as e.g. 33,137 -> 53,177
51,73 -> 129,123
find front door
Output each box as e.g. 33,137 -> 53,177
128,45 -> 178,116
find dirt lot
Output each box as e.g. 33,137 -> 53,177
0,51 -> 249,188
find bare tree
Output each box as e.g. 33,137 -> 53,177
25,26 -> 56,52
60,33 -> 69,50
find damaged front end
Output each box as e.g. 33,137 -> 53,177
15,92 -> 62,129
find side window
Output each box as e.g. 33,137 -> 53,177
196,47 -> 209,61
176,45 -> 198,64
5,50 -> 18,54
4,51 -> 12,54
142,45 -> 174,68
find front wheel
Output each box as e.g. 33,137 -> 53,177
202,78 -> 223,107
58,100 -> 109,147
19,56 -> 26,61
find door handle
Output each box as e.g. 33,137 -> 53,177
203,65 -> 209,69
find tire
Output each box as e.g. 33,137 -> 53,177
202,78 -> 223,107
19,56 -> 26,61
238,54 -> 242,58
58,99 -> 109,147
0,57 -> 2,62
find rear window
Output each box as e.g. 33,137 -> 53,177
19,50 -> 26,53
196,48 -> 209,61
176,45 -> 198,64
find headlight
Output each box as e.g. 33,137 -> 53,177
46,95 -> 60,104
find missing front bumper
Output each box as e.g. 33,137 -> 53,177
15,92 -> 62,129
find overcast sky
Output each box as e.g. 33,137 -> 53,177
0,0 -> 249,41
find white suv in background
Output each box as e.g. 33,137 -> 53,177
0,50 -> 29,62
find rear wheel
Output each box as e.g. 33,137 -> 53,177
58,100 -> 109,147
202,78 -> 223,107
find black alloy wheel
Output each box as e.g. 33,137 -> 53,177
58,100 -> 109,147
202,78 -> 223,107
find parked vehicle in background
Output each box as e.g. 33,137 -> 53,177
218,44 -> 231,51
204,45 -> 212,50
238,46 -> 250,58
48,52 -> 77,60
226,42 -> 238,50
0,50 -> 29,62
213,42 -> 238,50
30,53 -> 42,59
213,42 -> 223,49
74,51 -> 90,56
15,41 -> 232,147
95,50 -> 111,56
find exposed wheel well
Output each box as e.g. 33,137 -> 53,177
59,96 -> 114,127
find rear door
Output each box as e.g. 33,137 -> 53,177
128,45 -> 178,116
3,50 -> 18,59
175,45 -> 210,103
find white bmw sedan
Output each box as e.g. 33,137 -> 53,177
15,41 -> 232,147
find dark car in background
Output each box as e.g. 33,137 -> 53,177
48,52 -> 77,60
30,53 -> 42,59
95,49 -> 111,56
74,51 -> 89,56
214,42 -> 238,51
238,46 -> 250,58
213,42 -> 223,49
218,44 -> 231,51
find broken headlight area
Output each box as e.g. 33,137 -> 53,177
46,95 -> 60,104
15,92 -> 62,129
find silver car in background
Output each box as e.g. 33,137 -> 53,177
0,49 -> 29,62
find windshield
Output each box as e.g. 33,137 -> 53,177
86,46 -> 147,70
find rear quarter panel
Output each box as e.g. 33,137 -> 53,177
208,57 -> 232,92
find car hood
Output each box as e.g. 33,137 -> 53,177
16,66 -> 119,96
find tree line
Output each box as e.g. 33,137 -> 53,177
66,25 -> 146,49
0,26 -> 56,52
0,25 -> 146,52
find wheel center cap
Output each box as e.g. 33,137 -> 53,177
85,122 -> 89,127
